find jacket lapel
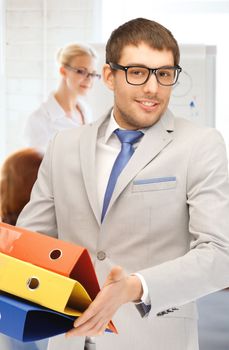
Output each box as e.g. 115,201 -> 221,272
107,110 -> 174,215
80,114 -> 109,225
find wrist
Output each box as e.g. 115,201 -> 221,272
126,275 -> 143,302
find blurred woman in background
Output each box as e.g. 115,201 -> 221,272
24,43 -> 101,152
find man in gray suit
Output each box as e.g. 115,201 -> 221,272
17,18 -> 229,350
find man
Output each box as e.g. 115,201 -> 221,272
17,18 -> 229,350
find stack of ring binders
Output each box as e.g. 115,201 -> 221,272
0,222 -> 117,342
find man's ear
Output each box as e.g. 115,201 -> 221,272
102,64 -> 115,91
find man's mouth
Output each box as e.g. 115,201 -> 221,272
141,101 -> 157,107
136,99 -> 160,109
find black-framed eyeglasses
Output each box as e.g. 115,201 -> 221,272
64,64 -> 101,80
109,62 -> 182,86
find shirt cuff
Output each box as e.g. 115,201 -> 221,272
133,272 -> 151,305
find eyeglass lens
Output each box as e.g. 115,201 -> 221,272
126,67 -> 178,86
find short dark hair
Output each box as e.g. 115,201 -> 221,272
106,17 -> 180,65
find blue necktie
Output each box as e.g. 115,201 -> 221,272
101,128 -> 143,222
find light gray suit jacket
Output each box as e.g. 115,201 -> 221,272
17,110 -> 229,350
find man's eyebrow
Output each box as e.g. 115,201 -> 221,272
121,63 -> 148,66
121,63 -> 174,67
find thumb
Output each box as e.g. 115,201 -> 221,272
105,266 -> 125,285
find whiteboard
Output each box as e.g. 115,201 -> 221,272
85,44 -> 216,127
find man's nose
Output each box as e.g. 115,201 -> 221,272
142,73 -> 159,94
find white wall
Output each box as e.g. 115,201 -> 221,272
0,0 -> 6,161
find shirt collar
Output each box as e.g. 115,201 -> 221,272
104,110 -> 121,143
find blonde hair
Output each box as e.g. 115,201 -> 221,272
56,43 -> 97,66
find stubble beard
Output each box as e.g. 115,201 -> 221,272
115,104 -> 163,130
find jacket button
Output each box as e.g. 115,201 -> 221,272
97,251 -> 106,260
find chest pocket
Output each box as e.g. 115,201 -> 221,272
132,176 -> 177,192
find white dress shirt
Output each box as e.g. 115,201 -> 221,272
96,110 -> 150,306
24,92 -> 93,153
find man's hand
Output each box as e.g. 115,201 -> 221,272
66,266 -> 143,337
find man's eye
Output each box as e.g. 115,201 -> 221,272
158,70 -> 172,77
129,68 -> 147,76
133,70 -> 142,76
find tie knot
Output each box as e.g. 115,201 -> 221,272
114,129 -> 143,145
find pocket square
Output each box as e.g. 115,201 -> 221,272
133,176 -> 176,185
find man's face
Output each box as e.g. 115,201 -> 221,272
103,43 -> 175,130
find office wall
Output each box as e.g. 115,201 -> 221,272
0,0 -> 6,159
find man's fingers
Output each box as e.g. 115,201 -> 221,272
74,304 -> 100,328
65,266 -> 129,338
74,274 -> 120,328
66,314 -> 110,337
67,316 -> 98,337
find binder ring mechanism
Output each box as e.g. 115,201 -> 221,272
26,276 -> 40,290
49,249 -> 62,260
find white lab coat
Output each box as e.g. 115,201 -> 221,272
24,93 -> 93,153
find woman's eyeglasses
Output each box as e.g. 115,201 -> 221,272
64,64 -> 101,80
